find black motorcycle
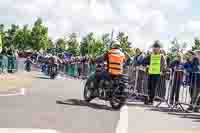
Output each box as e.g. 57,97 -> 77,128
25,64 -> 31,72
49,64 -> 58,79
83,71 -> 128,110
24,59 -> 32,72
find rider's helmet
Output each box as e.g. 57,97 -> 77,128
111,41 -> 121,49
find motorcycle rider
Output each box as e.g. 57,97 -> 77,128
95,41 -> 126,90
48,54 -> 58,75
24,56 -> 33,71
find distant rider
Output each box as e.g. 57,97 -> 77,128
24,56 -> 33,71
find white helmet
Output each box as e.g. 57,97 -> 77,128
111,40 -> 120,49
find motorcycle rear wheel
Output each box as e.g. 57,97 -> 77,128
84,80 -> 95,102
50,73 -> 56,79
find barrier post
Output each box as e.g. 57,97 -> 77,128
13,56 -> 17,72
89,63 -> 96,75
71,63 -> 75,77
0,55 -> 2,73
73,62 -> 78,77
154,70 -> 171,108
128,66 -> 149,101
68,63 -> 72,76
170,69 -> 188,112
64,63 -> 68,75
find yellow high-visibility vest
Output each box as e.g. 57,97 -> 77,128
149,54 -> 161,74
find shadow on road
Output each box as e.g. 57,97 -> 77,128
147,107 -> 175,113
35,76 -> 50,79
168,112 -> 200,120
127,102 -> 175,113
127,102 -> 154,108
56,99 -> 117,111
147,107 -> 200,122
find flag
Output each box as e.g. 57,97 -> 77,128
0,34 -> 2,53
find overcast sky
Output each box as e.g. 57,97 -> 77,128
0,0 -> 200,49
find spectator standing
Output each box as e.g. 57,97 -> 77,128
143,41 -> 166,105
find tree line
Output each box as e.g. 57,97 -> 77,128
0,18 -> 134,58
1,18 -> 200,58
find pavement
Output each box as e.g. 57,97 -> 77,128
127,103 -> 200,133
0,59 -> 199,133
0,59 -> 119,133
0,72 -> 34,91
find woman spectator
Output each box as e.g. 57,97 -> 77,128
169,54 -> 185,105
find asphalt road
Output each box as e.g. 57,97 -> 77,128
127,103 -> 200,133
0,59 -> 120,133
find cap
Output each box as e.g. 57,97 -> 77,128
152,40 -> 161,48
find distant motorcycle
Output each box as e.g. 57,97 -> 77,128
25,64 -> 31,72
49,64 -> 58,79
24,59 -> 33,72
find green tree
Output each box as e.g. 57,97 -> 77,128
55,38 -> 66,50
80,32 -> 95,56
4,24 -> 19,49
66,33 -> 80,55
31,18 -> 49,51
13,25 -> 31,51
102,33 -> 111,50
47,38 -> 54,48
91,39 -> 106,58
192,38 -> 200,51
0,24 -> 5,51
170,38 -> 187,53
169,38 -> 187,60
116,32 -> 132,55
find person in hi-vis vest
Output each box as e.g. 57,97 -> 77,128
95,41 -> 126,88
144,41 -> 166,105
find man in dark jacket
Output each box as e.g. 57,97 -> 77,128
188,51 -> 200,112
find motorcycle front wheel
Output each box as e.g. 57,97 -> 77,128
50,73 -> 56,79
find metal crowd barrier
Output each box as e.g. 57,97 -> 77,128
170,71 -> 200,112
154,69 -> 171,108
62,62 -> 95,78
127,66 -> 200,113
126,65 -> 149,102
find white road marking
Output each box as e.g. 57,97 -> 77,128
0,128 -> 61,133
20,88 -> 25,95
0,88 -> 25,97
115,105 -> 128,133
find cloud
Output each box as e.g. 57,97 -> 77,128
186,20 -> 200,32
175,19 -> 200,46
0,0 -> 195,49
